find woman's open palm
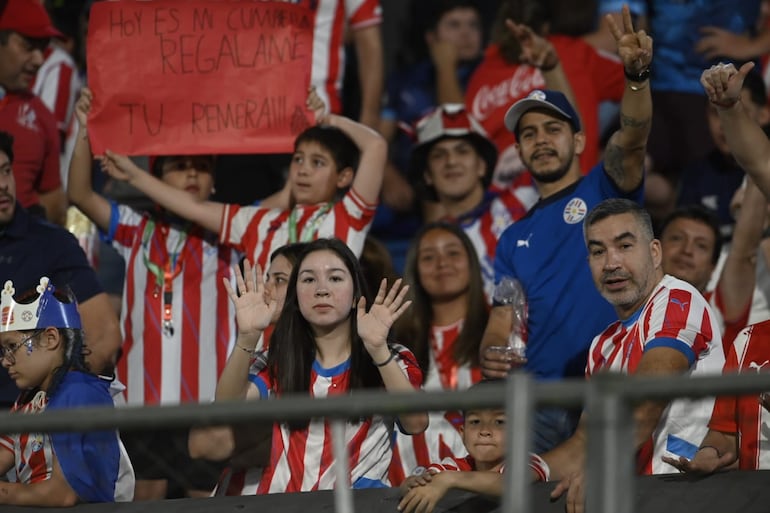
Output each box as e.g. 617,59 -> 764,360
223,259 -> 277,337
357,278 -> 411,352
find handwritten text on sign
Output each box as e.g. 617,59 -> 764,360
87,2 -> 314,156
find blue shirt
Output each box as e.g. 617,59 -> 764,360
677,149 -> 745,241
494,164 -> 644,379
49,372 -> 126,502
599,0 -> 761,95
0,205 -> 103,405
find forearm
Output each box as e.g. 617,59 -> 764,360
374,348 -> 427,434
79,294 -> 121,373
542,62 -> 579,122
542,428 -> 587,482
444,471 -> 504,497
718,178 -> 765,321
39,188 -> 67,227
353,25 -> 384,128
699,429 -> 738,464
480,306 -> 513,351
215,334 -> 262,401
127,170 -> 223,232
327,113 -> 387,203
434,62 -> 464,104
0,458 -> 78,506
603,79 -> 651,191
67,128 -> 94,207
718,102 -> 770,195
188,426 -> 235,460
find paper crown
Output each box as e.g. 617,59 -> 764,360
0,277 -> 82,332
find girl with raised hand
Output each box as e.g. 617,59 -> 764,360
217,238 -> 428,493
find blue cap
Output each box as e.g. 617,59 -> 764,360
503,89 -> 582,137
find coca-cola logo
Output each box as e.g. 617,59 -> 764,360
470,67 -> 546,121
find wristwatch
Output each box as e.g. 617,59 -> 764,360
624,67 -> 651,82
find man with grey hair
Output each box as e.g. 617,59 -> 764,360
532,198 -> 725,513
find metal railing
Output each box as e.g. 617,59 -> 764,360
2,371 -> 770,513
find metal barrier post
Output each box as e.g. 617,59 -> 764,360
586,374 -> 634,513
504,371 -> 533,513
331,419 -> 353,513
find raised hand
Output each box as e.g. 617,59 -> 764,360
357,278 -> 411,354
96,150 -> 144,182
75,87 -> 93,128
427,38 -> 458,68
700,61 -> 755,108
505,19 -> 558,70
606,4 -> 652,74
223,259 -> 277,338
661,446 -> 735,475
306,86 -> 329,125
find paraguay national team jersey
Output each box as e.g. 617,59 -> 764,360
456,189 -> 535,301
709,320 -> 770,470
388,322 -> 480,485
220,187 -> 376,268
106,204 -> 240,406
281,0 -> 381,115
494,163 -> 643,380
0,372 -> 134,502
246,343 -> 422,494
586,275 -> 725,474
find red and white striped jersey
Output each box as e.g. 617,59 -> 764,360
586,274 -> 725,475
454,189 -> 535,301
704,287 -> 752,355
250,343 -> 422,494
0,392 -> 53,485
709,320 -> 770,470
389,322 -> 481,485
219,188 -> 376,267
108,205 -> 240,406
426,455 -> 474,473
287,0 -> 381,115
30,46 -> 80,135
30,45 -> 82,185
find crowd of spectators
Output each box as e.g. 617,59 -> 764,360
2,0 -> 770,510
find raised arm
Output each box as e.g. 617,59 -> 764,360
357,278 -> 427,435
504,19 -> 580,121
351,24 -> 384,129
701,62 -> 770,197
308,88 -> 387,206
215,260 -> 276,401
98,151 -> 224,233
717,177 -> 767,322
602,5 -> 653,193
66,88 -> 112,232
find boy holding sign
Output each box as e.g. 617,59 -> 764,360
68,89 -> 241,499
97,86 -> 386,268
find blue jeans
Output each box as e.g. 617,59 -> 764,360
531,407 -> 581,454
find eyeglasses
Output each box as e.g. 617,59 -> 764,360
0,330 -> 42,364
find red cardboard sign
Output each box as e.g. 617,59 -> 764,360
86,1 -> 314,156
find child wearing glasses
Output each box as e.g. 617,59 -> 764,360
0,277 -> 134,505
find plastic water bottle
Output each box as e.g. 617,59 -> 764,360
492,277 -> 528,359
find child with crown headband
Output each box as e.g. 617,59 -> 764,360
0,277 -> 134,505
